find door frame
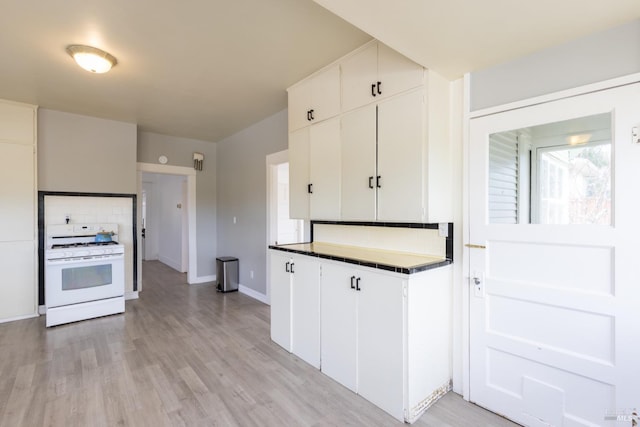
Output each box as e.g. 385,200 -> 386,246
461,71 -> 640,401
136,162 -> 197,288
265,149 -> 289,305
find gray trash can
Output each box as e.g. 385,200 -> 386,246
216,257 -> 239,292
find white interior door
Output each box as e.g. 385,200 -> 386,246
469,83 -> 640,426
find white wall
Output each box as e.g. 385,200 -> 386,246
470,19 -> 640,111
216,109 -> 288,297
38,109 -> 137,193
137,132 -> 217,277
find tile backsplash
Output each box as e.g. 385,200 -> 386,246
313,223 -> 446,258
44,195 -> 135,293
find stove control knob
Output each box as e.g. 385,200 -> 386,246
91,249 -> 105,255
105,249 -> 113,254
76,250 -> 90,257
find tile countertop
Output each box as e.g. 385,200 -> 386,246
269,242 -> 451,274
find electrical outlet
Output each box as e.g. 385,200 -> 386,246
233,216 -> 237,224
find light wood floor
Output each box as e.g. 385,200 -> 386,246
0,261 -> 519,426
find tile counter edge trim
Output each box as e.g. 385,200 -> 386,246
268,245 -> 452,274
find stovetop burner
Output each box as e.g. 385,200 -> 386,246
51,241 -> 119,249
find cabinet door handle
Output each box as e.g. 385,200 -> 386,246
309,109 -> 314,120
350,276 -> 356,289
290,263 -> 295,274
356,277 -> 361,291
377,81 -> 382,95
285,261 -> 290,273
368,176 -> 374,189
306,110 -> 311,121
371,83 -> 377,97
308,183 -> 313,194
376,176 -> 382,188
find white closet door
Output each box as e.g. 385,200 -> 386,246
288,128 -> 310,220
0,143 -> 34,242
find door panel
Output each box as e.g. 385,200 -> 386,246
288,128 -> 310,219
357,269 -> 404,421
341,43 -> 378,112
320,263 -> 358,391
270,252 -> 292,351
291,256 -> 321,368
377,90 -> 424,221
309,118 -> 341,220
469,83 -> 640,426
0,143 -> 34,242
340,104 -> 376,220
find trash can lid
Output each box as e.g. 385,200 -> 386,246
217,256 -> 238,262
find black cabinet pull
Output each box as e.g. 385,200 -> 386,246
308,183 -> 313,194
371,83 -> 377,97
377,81 -> 382,95
350,276 -> 356,289
376,176 -> 382,188
285,261 -> 290,273
368,176 -> 374,189
356,277 -> 361,291
309,109 -> 314,120
290,263 -> 295,274
307,110 -> 312,121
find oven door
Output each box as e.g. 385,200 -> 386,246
45,255 -> 125,308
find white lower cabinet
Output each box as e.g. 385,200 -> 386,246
271,249 -> 452,423
269,251 -> 321,368
290,256 -> 321,368
270,251 -> 293,351
321,263 -> 404,420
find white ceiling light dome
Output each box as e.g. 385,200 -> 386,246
66,45 -> 117,73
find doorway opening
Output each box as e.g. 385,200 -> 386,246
141,173 -> 188,272
266,150 -> 305,304
136,163 -> 197,291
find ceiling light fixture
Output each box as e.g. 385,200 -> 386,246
66,45 -> 117,73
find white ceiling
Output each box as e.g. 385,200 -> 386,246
1,0 -> 638,142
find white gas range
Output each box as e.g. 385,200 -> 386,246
45,223 -> 125,327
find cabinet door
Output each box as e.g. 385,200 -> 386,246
270,252 -> 292,351
290,256 -> 321,368
357,269 -> 405,421
309,118 -> 341,220
341,42 -> 378,113
288,79 -> 312,132
0,241 -> 35,319
321,263 -> 358,392
0,103 -> 34,143
377,90 -> 425,222
288,127 -> 310,219
340,105 -> 376,220
377,43 -> 424,100
0,143 -> 34,242
311,65 -> 341,123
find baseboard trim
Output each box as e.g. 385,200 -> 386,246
239,285 -> 269,305
0,312 -> 39,324
190,275 -> 216,285
125,291 -> 139,300
158,255 -> 183,272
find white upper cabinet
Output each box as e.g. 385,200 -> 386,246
340,104 -> 377,220
288,65 -> 341,132
288,40 -> 451,223
376,89 -> 425,221
289,118 -> 341,220
288,127 -> 311,219
341,41 -> 424,113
